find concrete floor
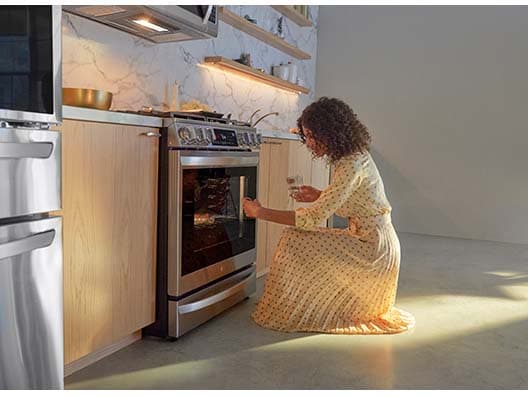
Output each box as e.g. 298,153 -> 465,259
65,232 -> 528,389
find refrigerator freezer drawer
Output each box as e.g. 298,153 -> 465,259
0,128 -> 61,219
0,217 -> 63,390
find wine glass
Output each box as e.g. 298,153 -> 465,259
286,175 -> 303,209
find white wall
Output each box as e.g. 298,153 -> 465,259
62,6 -> 318,132
317,6 -> 528,244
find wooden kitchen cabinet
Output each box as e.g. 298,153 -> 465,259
59,119 -> 159,367
256,137 -> 330,275
256,138 -> 289,275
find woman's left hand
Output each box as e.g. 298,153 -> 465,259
243,198 -> 262,218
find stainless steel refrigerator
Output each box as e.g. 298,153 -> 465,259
0,6 -> 64,389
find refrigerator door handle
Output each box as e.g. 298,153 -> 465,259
0,142 -> 54,159
0,230 -> 56,260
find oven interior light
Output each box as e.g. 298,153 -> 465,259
132,19 -> 169,32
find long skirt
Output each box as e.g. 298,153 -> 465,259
252,216 -> 415,334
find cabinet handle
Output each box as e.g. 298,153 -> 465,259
141,132 -> 162,138
261,141 -> 282,145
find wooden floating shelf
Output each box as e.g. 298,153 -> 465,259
271,5 -> 313,27
219,7 -> 311,60
203,57 -> 310,95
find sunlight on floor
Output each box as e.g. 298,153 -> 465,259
69,279 -> 528,389
65,233 -> 528,389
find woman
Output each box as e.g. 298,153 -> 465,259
243,97 -> 415,335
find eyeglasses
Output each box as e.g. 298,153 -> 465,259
297,126 -> 306,144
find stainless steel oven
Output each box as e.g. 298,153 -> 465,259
144,115 -> 260,339
0,5 -> 63,390
168,150 -> 258,336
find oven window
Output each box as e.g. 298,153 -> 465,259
181,166 -> 257,276
0,6 -> 53,114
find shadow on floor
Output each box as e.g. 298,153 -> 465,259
65,286 -> 316,385
65,232 -> 528,389
65,310 -> 528,389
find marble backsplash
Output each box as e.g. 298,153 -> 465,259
62,5 -> 318,131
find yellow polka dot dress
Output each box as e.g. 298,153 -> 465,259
252,151 -> 415,334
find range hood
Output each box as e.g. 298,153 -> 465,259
63,5 -> 218,43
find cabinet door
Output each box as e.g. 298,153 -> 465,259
289,140 -> 331,225
256,140 -> 271,275
256,138 -> 330,274
263,138 -> 291,270
61,120 -> 159,364
288,139 -> 313,211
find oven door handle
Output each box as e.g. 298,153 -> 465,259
0,230 -> 56,260
178,268 -> 254,314
0,142 -> 54,159
180,153 -> 259,169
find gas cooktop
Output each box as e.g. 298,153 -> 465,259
115,107 -> 260,150
119,108 -> 251,127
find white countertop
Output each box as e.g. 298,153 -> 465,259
62,106 -> 164,128
258,129 -> 301,141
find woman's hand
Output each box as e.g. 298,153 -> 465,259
243,198 -> 262,218
290,185 -> 321,203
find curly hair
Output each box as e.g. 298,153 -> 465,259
296,97 -> 371,163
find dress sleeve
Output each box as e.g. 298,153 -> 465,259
295,157 -> 363,230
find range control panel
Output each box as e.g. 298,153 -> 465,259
168,121 -> 261,150
212,129 -> 238,146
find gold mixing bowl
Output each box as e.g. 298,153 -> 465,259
63,88 -> 113,110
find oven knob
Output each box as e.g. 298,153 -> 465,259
236,133 -> 244,146
205,128 -> 214,144
194,127 -> 205,144
249,133 -> 257,146
178,126 -> 192,143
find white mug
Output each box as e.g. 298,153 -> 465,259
272,65 -> 289,81
288,64 -> 298,84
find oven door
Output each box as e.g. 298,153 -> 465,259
168,150 -> 258,297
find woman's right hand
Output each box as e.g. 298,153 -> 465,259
290,185 -> 321,203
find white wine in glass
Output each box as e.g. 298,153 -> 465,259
286,175 -> 303,209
